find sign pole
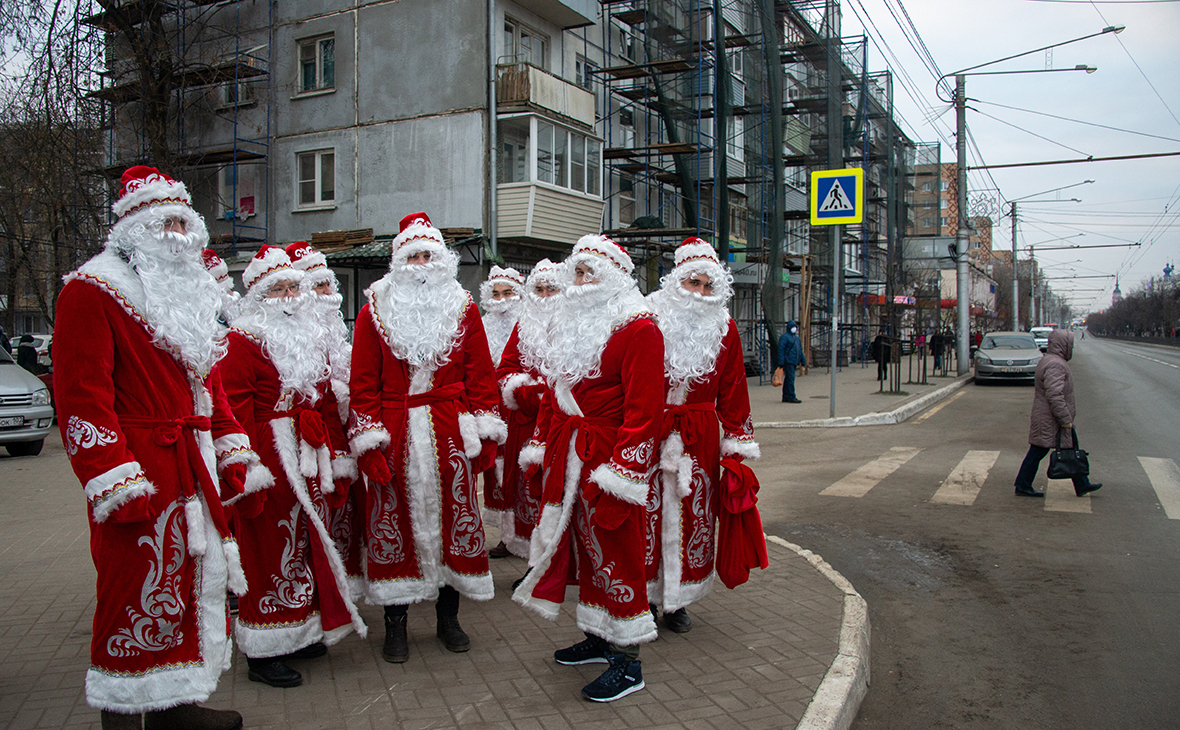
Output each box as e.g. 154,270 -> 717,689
830,224 -> 840,418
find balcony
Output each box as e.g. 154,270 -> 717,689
511,0 -> 595,29
497,64 -> 595,130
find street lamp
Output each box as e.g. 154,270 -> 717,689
1007,182 -> 1092,330
936,25 -> 1121,373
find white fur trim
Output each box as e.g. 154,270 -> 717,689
552,379 -> 584,417
576,602 -> 657,647
658,453 -> 686,610
721,437 -> 762,460
457,412 -> 482,459
85,462 -> 155,523
213,433 -> 252,467
269,417 -> 368,639
236,613 -> 326,659
112,173 -> 190,218
299,440 -> 319,478
590,463 -> 649,506
501,372 -> 538,411
331,455 -> 358,482
518,443 -> 545,469
222,539 -> 247,596
513,436 -> 582,616
476,413 -> 508,446
330,378 -> 350,424
349,425 -> 390,457
184,498 -> 207,556
224,462 -> 275,507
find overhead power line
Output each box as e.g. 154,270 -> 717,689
969,150 -> 1180,169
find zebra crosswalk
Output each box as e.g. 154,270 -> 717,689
818,448 -> 1180,516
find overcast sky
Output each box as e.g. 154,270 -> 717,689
839,0 -> 1180,314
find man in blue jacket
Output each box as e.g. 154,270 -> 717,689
777,320 -> 806,403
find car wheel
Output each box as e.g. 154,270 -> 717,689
6,439 -> 44,457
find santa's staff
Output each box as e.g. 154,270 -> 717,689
513,235 -> 664,703
349,212 -> 505,664
216,246 -> 365,688
645,237 -> 760,633
54,166 -> 269,730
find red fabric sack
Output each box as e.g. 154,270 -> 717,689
716,457 -> 769,589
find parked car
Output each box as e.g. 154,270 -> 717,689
0,346 -> 55,456
974,331 -> 1041,385
9,333 -> 52,369
1029,326 -> 1055,352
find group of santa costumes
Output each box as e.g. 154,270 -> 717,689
58,166 -> 761,726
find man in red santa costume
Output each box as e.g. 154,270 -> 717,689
201,248 -> 239,331
512,235 -> 664,703
494,259 -> 561,560
54,166 -> 270,730
478,264 -> 524,559
644,237 -> 760,633
285,241 -> 364,599
348,212 -> 505,664
217,246 -> 366,689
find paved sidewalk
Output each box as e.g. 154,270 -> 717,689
2,377 -> 956,729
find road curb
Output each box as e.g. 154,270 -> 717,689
754,373 -> 974,429
767,535 -> 870,730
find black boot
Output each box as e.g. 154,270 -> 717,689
436,614 -> 470,652
383,606 -> 409,663
246,656 -> 302,687
663,607 -> 692,633
144,703 -> 243,730
100,711 -> 142,730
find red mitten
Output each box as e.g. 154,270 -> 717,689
515,383 -> 545,414
358,449 -> 392,485
592,493 -> 631,531
327,478 -> 351,509
221,462 -> 248,496
111,493 -> 153,523
238,490 -> 266,520
472,440 -> 498,474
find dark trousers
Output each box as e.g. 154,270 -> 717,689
876,359 -> 888,381
1014,444 -> 1092,492
385,585 -> 460,619
780,364 -> 798,401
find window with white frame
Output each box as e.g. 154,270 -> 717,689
221,79 -> 254,106
299,35 -> 335,93
619,174 -> 635,225
498,117 -> 529,184
504,18 -> 548,69
296,149 -> 335,208
575,55 -> 597,91
496,117 -> 602,196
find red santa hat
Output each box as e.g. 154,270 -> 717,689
112,165 -> 193,220
242,245 -> 301,295
479,264 -> 524,304
391,211 -> 447,264
286,241 -> 334,290
201,249 -> 231,287
570,233 -> 634,276
675,237 -> 720,267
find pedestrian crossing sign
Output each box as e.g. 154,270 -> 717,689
810,168 -> 864,225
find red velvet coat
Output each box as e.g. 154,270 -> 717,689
512,313 -> 665,647
493,326 -> 549,557
217,329 -> 366,658
348,289 -> 504,605
646,319 -> 760,612
55,251 -> 267,713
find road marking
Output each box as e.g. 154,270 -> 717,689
914,390 -> 966,423
820,447 -> 922,498
930,450 -> 1000,506
1044,479 -> 1092,513
1139,457 -> 1180,519
1112,346 -> 1180,369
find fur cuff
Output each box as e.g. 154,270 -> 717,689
519,443 -> 545,469
86,462 -> 155,523
349,426 -> 390,457
721,437 -> 762,460
475,413 -> 508,445
457,413 -> 482,459
225,463 -> 274,506
501,372 -> 538,411
332,454 -> 358,482
589,462 -> 649,506
213,433 -> 253,468
223,539 -> 248,596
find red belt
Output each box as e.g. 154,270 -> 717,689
661,402 -> 716,447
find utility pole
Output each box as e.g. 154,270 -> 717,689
826,0 -> 842,417
714,0 -> 729,263
1011,202 -> 1019,330
759,0 -> 785,355
954,74 -> 969,374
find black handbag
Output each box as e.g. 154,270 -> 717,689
1048,427 -> 1089,480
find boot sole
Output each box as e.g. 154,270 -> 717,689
555,656 -> 609,666
441,641 -> 470,653
382,650 -> 409,663
247,670 -> 303,688
582,678 -> 645,702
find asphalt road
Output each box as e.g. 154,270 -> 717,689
755,333 -> 1180,729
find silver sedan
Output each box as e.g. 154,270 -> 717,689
974,332 -> 1042,385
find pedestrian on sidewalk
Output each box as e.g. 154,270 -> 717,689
54,166 -> 269,730
776,320 -> 806,403
871,331 -> 891,382
1014,329 -> 1102,498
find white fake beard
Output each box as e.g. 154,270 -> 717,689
536,274 -> 637,386
482,297 -> 520,365
127,228 -> 226,377
310,291 -> 352,382
377,257 -> 468,369
517,292 -> 562,374
234,295 -> 331,402
649,284 -> 730,387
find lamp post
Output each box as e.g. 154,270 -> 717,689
937,25 -> 1121,373
1006,181 -> 1092,330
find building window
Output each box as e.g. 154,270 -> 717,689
504,18 -> 548,69
575,55 -> 597,90
619,175 -> 635,225
497,117 -> 601,196
940,216 -> 948,227
297,149 -> 335,208
299,35 -> 335,93
221,79 -> 253,107
922,181 -> 932,193
940,199 -> 948,209
498,117 -> 529,184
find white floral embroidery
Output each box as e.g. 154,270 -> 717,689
446,442 -> 486,559
259,503 -> 314,613
349,409 -> 378,439
684,460 -> 715,570
620,438 -> 655,466
66,416 -> 118,456
106,503 -> 185,657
